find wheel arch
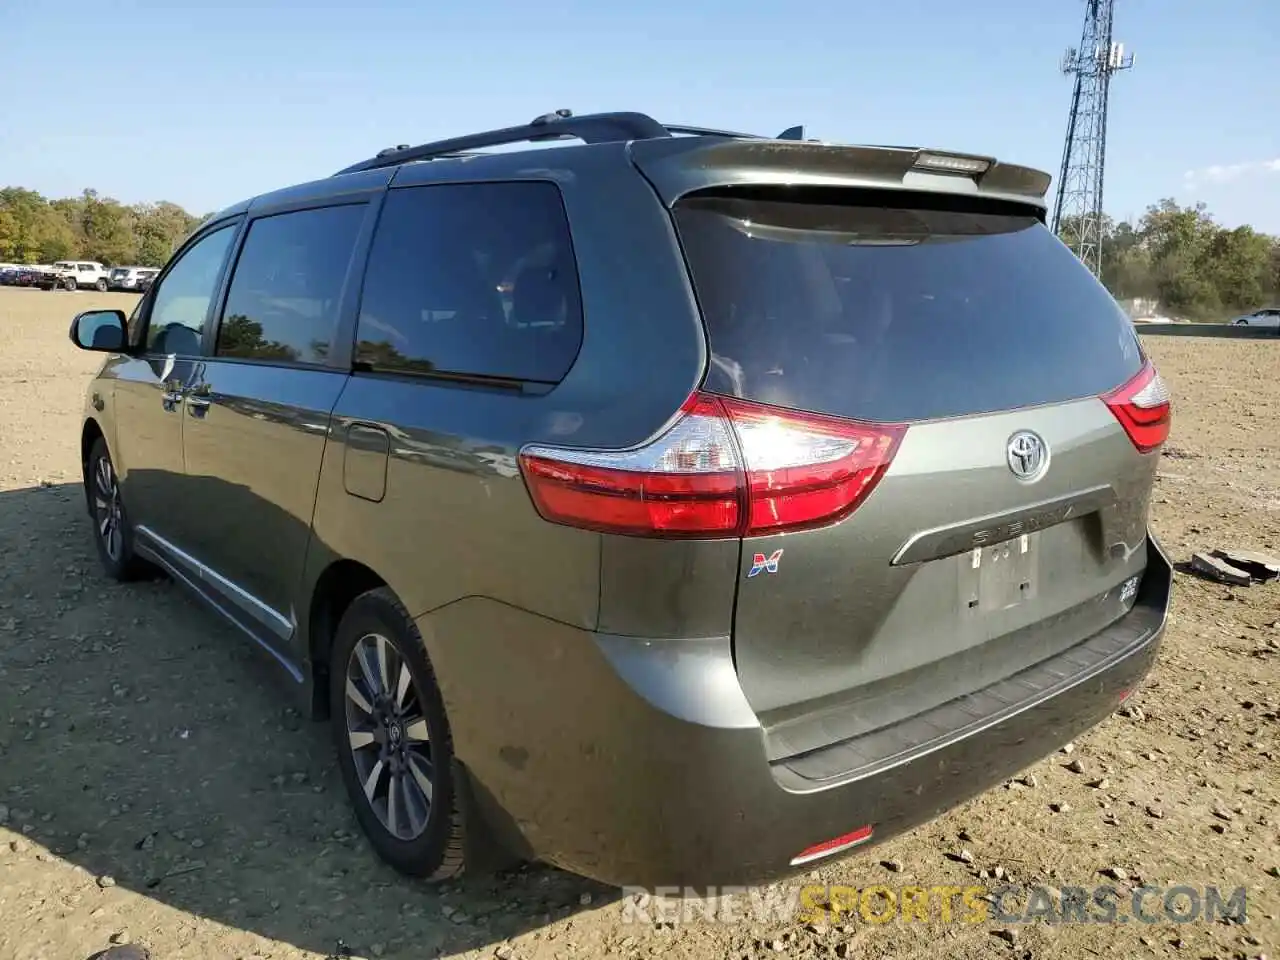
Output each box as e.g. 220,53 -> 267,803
80,418 -> 106,514
306,557 -> 388,720
303,558 -> 527,873
81,417 -> 105,466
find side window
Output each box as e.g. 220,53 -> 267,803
215,204 -> 366,365
144,224 -> 237,355
79,264 -> 93,272
355,182 -> 583,383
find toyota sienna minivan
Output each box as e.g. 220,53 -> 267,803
68,110 -> 1173,888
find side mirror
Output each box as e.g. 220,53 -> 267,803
69,310 -> 128,353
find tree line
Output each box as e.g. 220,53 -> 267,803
0,187 -> 208,268
1057,199 -> 1278,321
3,185 -> 1277,320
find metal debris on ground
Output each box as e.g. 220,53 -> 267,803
1189,551 -> 1264,587
1211,548 -> 1280,582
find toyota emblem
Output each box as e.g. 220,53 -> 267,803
1006,431 -> 1049,482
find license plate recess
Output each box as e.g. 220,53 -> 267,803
959,533 -> 1040,613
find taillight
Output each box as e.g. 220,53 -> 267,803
519,394 -> 742,538
519,392 -> 905,539
1102,362 -> 1171,454
720,397 -> 905,535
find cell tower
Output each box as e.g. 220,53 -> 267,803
1050,0 -> 1134,278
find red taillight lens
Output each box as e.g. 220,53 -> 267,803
720,397 -> 905,536
1102,362 -> 1171,454
519,393 -> 745,538
519,392 -> 905,539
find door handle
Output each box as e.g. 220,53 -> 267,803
161,378 -> 184,412
186,383 -> 213,417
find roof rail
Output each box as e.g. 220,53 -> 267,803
332,111 -> 810,177
665,124 -> 808,141
663,124 -> 766,140
333,110 -> 671,176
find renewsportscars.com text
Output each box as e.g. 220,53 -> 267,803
620,884 -> 1249,927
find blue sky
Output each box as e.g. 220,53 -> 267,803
4,0 -> 1278,232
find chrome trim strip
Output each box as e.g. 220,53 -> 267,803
134,537 -> 304,684
890,483 -> 1116,566
135,525 -> 294,641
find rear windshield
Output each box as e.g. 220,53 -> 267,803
675,191 -> 1143,423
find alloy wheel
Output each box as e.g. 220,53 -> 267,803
93,455 -> 124,562
343,633 -> 435,841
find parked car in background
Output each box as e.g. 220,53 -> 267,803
1230,308 -> 1280,328
13,266 -> 48,287
107,266 -> 160,292
39,260 -> 109,291
67,109 -> 1173,890
134,270 -> 158,293
0,265 -> 22,285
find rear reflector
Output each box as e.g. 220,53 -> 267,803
1102,361 -> 1171,454
790,825 -> 874,867
519,393 -> 905,539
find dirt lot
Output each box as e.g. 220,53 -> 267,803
0,286 -> 1276,960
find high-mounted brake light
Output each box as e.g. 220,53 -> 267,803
519,393 -> 906,539
1102,361 -> 1171,454
913,151 -> 991,175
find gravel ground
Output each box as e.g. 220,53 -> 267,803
0,287 -> 1276,960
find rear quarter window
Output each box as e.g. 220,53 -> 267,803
675,191 -> 1144,423
355,181 -> 583,383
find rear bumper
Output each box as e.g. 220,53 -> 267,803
427,533 -> 1171,889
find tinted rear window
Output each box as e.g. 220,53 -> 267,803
355,181 -> 583,383
675,192 -> 1143,423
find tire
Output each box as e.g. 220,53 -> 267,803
329,587 -> 465,881
65,278 -> 77,291
95,278 -> 108,292
85,437 -> 150,581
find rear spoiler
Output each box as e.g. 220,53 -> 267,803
627,137 -> 1052,216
